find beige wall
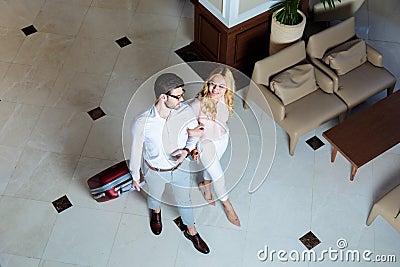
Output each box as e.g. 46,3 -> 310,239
354,0 -> 400,87
239,0 -> 270,14
208,0 -> 223,12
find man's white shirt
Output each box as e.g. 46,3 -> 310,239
129,102 -> 198,182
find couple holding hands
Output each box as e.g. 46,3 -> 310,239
129,67 -> 240,254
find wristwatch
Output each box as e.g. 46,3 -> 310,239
183,147 -> 191,157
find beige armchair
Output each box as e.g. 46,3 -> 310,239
367,184 -> 400,233
306,17 -> 396,114
246,41 -> 347,155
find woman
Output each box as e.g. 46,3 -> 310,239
189,67 -> 240,227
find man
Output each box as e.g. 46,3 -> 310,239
129,73 -> 209,254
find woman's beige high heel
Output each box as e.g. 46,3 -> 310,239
198,181 -> 215,206
223,202 -> 240,226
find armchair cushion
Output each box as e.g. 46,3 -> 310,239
323,39 -> 367,75
270,64 -> 317,105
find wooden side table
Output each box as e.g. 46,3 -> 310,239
323,91 -> 400,181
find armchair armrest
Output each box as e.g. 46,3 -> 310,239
248,83 -> 285,122
310,58 -> 339,92
314,67 -> 334,93
261,85 -> 286,122
367,45 -> 383,67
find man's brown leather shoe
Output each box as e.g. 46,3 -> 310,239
150,210 -> 162,235
184,230 -> 210,254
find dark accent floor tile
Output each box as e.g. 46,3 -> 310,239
299,231 -> 321,250
175,42 -> 205,63
88,107 -> 106,121
115,36 -> 132,48
306,136 -> 325,151
52,195 -> 73,213
21,25 -> 37,36
173,216 -> 187,231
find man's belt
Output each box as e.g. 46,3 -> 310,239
145,160 -> 181,172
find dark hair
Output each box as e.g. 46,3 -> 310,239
154,73 -> 184,98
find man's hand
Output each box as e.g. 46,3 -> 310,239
171,149 -> 188,164
132,180 -> 142,191
187,124 -> 204,138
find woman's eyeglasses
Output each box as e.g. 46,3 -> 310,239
207,81 -> 228,90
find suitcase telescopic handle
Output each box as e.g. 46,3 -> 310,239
93,192 -> 105,199
117,181 -> 133,195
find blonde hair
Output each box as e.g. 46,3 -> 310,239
197,67 -> 235,120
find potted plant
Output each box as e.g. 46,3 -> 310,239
269,0 -> 340,54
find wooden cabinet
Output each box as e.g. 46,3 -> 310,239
190,0 -> 308,76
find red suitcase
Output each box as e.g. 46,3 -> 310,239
87,160 -> 144,202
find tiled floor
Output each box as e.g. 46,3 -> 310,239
0,0 -> 399,267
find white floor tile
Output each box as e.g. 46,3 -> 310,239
34,2 -> 89,36
172,18 -> 193,50
72,156 -> 118,181
0,145 -> 22,194
0,64 -> 60,106
92,0 -> 140,10
82,115 -> 124,161
369,153 -> 400,199
128,13 -> 180,48
0,27 -> 25,63
48,71 -> 110,111
249,180 -> 313,239
43,207 -> 122,267
136,0 -> 185,17
0,61 -> 10,80
371,216 -> 400,254
47,0 -> 92,6
167,50 -> 186,67
5,147 -> 79,201
14,32 -> 74,70
266,140 -> 315,189
0,196 -> 57,258
62,37 -> 120,75
112,44 -> 171,80
39,259 -> 89,267
100,74 -> 143,117
108,213 -> 180,267
122,188 -> 149,216
181,0 -> 194,19
313,148 -> 374,197
0,0 -> 45,29
311,190 -> 374,249
0,102 -> 42,148
27,107 -> 93,155
78,7 -> 133,40
0,253 -> 40,267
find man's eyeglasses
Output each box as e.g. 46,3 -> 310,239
166,90 -> 185,100
207,81 -> 228,90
